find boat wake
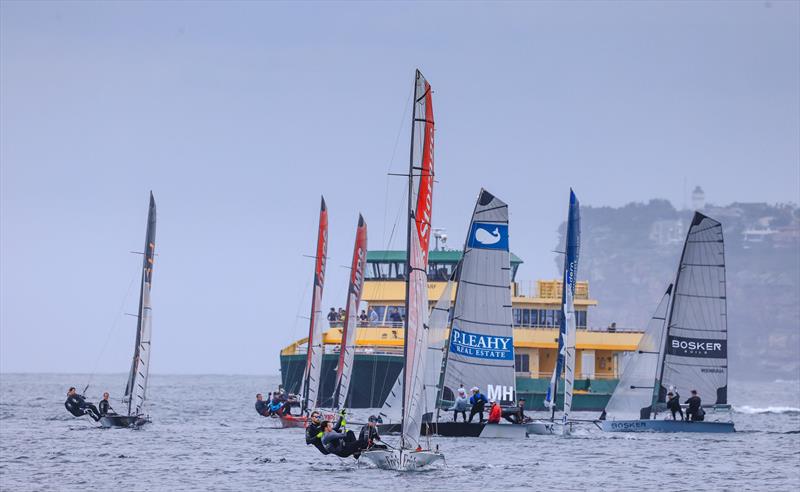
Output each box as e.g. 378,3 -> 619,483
734,406 -> 800,415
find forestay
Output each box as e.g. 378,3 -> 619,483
604,285 -> 673,420
659,212 -> 728,404
442,189 -> 515,406
300,197 -> 328,412
124,192 -> 157,417
332,215 -> 368,409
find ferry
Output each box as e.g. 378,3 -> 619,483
280,249 -> 643,410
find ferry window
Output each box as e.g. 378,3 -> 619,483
576,310 -> 587,328
530,309 -> 539,327
513,309 -> 522,326
515,354 -> 530,373
522,309 -> 530,326
539,310 -> 547,326
373,262 -> 390,279
393,262 -> 406,280
554,310 -> 562,327
369,305 -> 387,323
545,310 -> 555,327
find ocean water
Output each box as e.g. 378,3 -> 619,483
1,374 -> 798,491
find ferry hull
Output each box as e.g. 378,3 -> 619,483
599,419 -> 735,433
281,353 -> 617,410
377,421 -> 527,438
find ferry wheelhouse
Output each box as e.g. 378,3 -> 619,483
280,250 -> 643,410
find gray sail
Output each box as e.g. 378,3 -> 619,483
604,285 -> 673,420
659,212 -> 728,405
442,189 -> 515,405
124,192 -> 156,417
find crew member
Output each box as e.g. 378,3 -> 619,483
468,387 -> 488,423
305,410 -> 330,455
64,387 -> 101,422
321,410 -> 362,458
487,400 -> 502,423
685,390 -> 704,421
450,388 -> 469,422
502,399 -> 528,424
666,391 -> 684,421
358,415 -> 385,450
98,392 -> 116,417
255,393 -> 270,417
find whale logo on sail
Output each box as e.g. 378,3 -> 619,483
468,222 -> 509,251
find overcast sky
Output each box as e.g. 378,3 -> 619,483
1,1 -> 798,375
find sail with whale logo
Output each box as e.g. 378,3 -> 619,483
599,212 -> 734,433
440,189 -> 516,407
360,69 -> 444,470
100,192 -> 157,428
299,197 -> 328,414
331,215 -> 368,410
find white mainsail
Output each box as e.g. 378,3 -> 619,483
560,190 -> 580,433
124,192 -> 156,417
332,215 -> 367,409
603,285 -> 673,420
300,197 -> 328,412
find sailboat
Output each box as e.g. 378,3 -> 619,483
100,192 -> 156,429
359,69 -> 443,471
528,189 -> 580,436
331,215 -> 368,410
598,212 -> 735,433
279,197 -> 329,428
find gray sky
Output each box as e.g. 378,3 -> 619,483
2,1 -> 798,374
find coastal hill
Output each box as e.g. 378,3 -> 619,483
556,194 -> 800,381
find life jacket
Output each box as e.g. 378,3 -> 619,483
488,404 -> 502,423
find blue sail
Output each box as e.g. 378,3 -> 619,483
544,190 -> 581,415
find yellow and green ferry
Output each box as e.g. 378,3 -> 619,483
280,250 -> 643,410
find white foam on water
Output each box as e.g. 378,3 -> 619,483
734,405 -> 800,415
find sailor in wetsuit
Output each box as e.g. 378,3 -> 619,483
305,411 -> 329,454
98,392 -> 116,417
321,410 -> 362,458
358,415 -> 386,450
468,387 -> 488,423
502,399 -> 529,424
255,393 -> 270,417
64,387 -> 101,422
666,391 -> 684,421
685,390 -> 704,421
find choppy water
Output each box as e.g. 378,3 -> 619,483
1,374 -> 798,490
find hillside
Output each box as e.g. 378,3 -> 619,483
557,198 -> 800,381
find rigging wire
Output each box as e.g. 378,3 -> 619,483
83,261 -> 140,395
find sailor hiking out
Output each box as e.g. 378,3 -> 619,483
64,387 -> 101,422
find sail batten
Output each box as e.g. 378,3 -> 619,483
300,197 -> 328,412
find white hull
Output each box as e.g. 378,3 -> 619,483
359,449 -> 444,471
526,420 -> 578,436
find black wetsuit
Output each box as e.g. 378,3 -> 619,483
255,400 -> 270,417
358,425 -> 386,450
685,396 -> 703,421
502,405 -> 526,424
306,421 -> 330,455
98,399 -> 115,417
65,394 -> 100,421
322,429 -> 362,458
667,394 -> 684,421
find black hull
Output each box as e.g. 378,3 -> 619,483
377,422 -> 486,437
99,415 -> 149,428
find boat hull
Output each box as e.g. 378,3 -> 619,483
359,449 -> 444,471
599,419 -> 735,433
278,414 -> 308,428
376,421 -> 527,438
99,415 -> 149,428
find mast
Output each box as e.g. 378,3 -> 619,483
301,196 -> 328,413
400,70 -> 419,451
332,214 -> 367,409
124,191 -> 156,417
